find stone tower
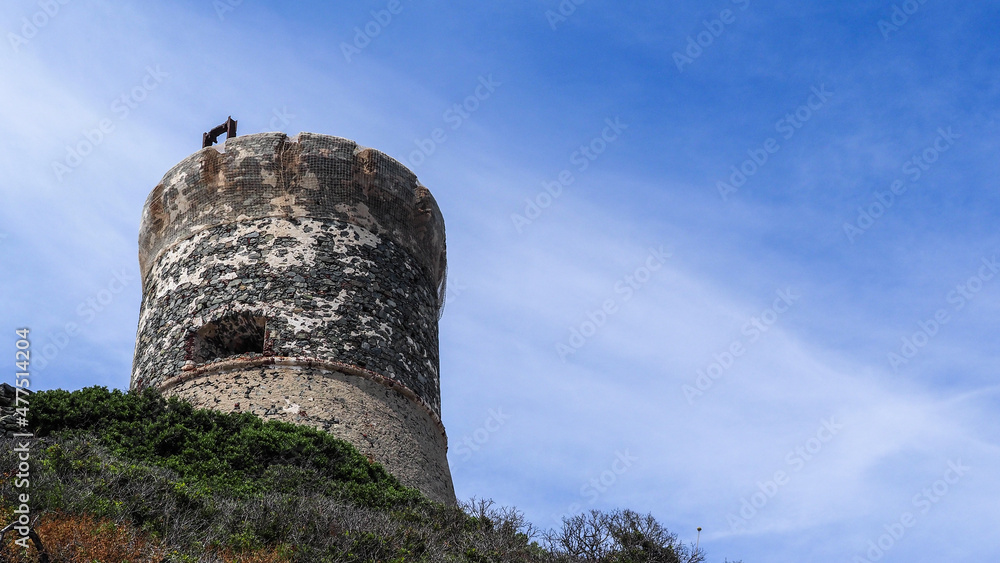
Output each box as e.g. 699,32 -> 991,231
130,132 -> 455,503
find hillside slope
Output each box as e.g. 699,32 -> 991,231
0,386 -> 726,563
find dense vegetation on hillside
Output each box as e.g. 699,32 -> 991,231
0,387 -> 736,562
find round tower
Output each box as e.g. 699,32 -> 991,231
130,132 -> 455,503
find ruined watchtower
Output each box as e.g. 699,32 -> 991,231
130,132 -> 455,503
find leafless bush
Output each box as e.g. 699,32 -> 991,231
545,509 -> 704,563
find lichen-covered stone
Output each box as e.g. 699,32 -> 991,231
131,132 -> 454,503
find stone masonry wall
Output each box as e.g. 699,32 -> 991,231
162,363 -> 455,504
131,132 -> 454,503
131,215 -> 442,414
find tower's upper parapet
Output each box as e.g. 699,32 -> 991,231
138,132 -> 446,304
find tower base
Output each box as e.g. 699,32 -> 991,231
159,357 -> 456,504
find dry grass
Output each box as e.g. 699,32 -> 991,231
0,510 -> 163,562
0,509 -> 296,563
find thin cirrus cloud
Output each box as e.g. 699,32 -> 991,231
1,1 -> 998,562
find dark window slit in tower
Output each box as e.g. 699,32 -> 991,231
187,313 -> 267,364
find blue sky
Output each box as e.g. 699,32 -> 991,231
2,1 -> 999,561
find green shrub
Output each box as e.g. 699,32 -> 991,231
27,386 -> 422,509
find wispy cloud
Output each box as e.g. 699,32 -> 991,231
3,2 -> 999,562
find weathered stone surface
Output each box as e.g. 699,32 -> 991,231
131,132 -> 454,503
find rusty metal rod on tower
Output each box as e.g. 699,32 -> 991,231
202,116 -> 238,148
